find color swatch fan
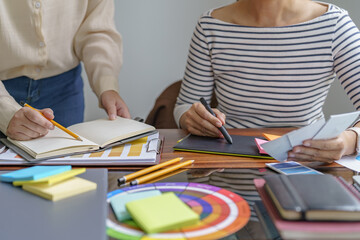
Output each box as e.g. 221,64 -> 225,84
106,182 -> 251,240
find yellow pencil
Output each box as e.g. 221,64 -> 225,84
117,157 -> 182,185
24,103 -> 82,141
130,159 -> 194,186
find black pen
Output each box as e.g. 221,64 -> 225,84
200,97 -> 233,144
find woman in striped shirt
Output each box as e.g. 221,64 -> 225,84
174,0 -> 360,163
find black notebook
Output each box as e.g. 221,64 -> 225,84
264,174 -> 360,221
173,134 -> 273,159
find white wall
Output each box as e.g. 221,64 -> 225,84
83,0 -> 360,121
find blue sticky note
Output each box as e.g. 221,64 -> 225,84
110,190 -> 161,222
0,165 -> 72,182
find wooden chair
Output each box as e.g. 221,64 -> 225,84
145,80 -> 217,128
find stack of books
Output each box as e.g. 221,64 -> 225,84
0,166 -> 97,201
254,174 -> 360,239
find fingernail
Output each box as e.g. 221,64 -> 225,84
303,142 -> 310,147
289,153 -> 295,157
216,121 -> 222,128
294,148 -> 301,153
110,114 -> 116,120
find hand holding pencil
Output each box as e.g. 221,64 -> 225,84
24,104 -> 82,141
6,103 -> 81,141
6,104 -> 54,141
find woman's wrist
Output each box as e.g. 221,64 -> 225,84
344,128 -> 359,155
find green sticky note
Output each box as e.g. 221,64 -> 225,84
110,190 -> 161,222
126,192 -> 199,234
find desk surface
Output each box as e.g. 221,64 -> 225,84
0,129 -> 356,240
0,169 -> 108,240
0,128 -> 347,171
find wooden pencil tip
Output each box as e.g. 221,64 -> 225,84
76,137 -> 83,141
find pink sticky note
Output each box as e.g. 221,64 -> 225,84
255,138 -> 268,154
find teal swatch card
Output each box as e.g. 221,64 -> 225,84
0,165 -> 72,182
110,190 -> 161,221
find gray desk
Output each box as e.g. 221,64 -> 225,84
0,169 -> 108,240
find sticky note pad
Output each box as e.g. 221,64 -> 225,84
110,190 -> 161,221
13,168 -> 86,186
22,177 -> 97,201
262,133 -> 281,141
126,192 -> 199,233
0,165 -> 71,182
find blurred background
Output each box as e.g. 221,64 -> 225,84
83,0 -> 359,121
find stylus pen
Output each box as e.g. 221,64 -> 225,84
117,157 -> 182,185
200,97 -> 233,144
130,160 -> 194,186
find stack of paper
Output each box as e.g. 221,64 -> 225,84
0,166 -> 96,201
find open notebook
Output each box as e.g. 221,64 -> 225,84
1,117 -> 156,161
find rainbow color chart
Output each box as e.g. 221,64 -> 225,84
107,182 -> 251,240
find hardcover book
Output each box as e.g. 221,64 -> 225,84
263,174 -> 360,221
254,178 -> 360,240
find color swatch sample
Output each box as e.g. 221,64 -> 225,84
126,192 -> 199,233
23,177 -> 97,201
0,165 -> 71,182
106,182 -> 251,240
110,190 -> 161,221
266,161 -> 323,175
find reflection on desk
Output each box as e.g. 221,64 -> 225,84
108,161 -> 356,240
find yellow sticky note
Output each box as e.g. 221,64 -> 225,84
13,168 -> 86,186
22,177 -> 97,201
126,192 -> 199,234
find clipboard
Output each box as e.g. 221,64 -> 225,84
0,132 -> 164,166
173,134 -> 273,159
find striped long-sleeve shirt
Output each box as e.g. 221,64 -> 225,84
174,3 -> 360,128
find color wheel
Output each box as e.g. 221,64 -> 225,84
107,182 -> 251,240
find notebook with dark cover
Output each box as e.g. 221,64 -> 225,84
173,134 -> 273,159
254,178 -> 360,240
263,174 -> 360,221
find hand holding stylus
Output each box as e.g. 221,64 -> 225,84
179,98 -> 229,140
199,98 -> 232,144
